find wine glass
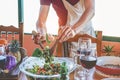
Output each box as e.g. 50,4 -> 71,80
75,37 -> 91,65
77,37 -> 91,55
80,49 -> 97,77
74,37 -> 96,79
78,37 -> 97,76
73,37 -> 91,65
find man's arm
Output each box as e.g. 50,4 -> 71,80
33,5 -> 50,45
36,5 -> 50,33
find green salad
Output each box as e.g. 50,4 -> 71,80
26,46 -> 68,80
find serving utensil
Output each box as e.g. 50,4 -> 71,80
32,29 -> 65,55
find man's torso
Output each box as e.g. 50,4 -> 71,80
40,0 -> 79,26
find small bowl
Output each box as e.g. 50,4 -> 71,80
95,56 -> 120,76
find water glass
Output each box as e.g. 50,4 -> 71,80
72,37 -> 92,65
78,37 -> 91,50
74,65 -> 85,80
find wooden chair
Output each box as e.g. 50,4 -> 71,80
57,31 -> 102,57
0,24 -> 24,80
0,23 -> 24,47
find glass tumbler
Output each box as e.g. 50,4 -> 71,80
74,65 -> 85,80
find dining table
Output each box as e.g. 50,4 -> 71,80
18,56 -> 120,80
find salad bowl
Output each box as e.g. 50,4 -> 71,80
19,57 -> 77,79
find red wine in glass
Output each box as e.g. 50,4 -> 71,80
80,56 -> 97,69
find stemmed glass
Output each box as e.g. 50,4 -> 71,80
78,37 -> 97,77
75,37 -> 92,65
77,37 -> 91,56
72,37 -> 91,65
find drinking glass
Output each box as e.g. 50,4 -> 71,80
73,37 -> 91,65
77,37 -> 91,55
79,49 -> 97,77
74,65 -> 85,80
78,37 -> 97,76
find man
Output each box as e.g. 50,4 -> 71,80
33,0 -> 95,55
35,0 -> 95,42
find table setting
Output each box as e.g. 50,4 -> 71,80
18,36 -> 120,80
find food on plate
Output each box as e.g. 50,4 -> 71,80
102,64 -> 120,69
26,62 -> 61,75
32,48 -> 43,57
26,46 -> 68,80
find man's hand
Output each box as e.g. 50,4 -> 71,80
58,26 -> 76,42
32,30 -> 55,49
32,30 -> 46,45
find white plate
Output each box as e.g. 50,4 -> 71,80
96,56 -> 120,66
19,57 -> 77,78
102,78 -> 120,80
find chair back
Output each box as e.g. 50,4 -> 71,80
0,24 -> 24,47
58,31 -> 102,57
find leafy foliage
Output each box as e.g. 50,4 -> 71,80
60,62 -> 68,80
104,45 -> 114,56
43,46 -> 54,63
32,48 -> 43,57
32,47 -> 68,80
9,40 -> 20,53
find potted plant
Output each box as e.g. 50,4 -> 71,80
8,40 -> 21,62
103,45 -> 114,56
